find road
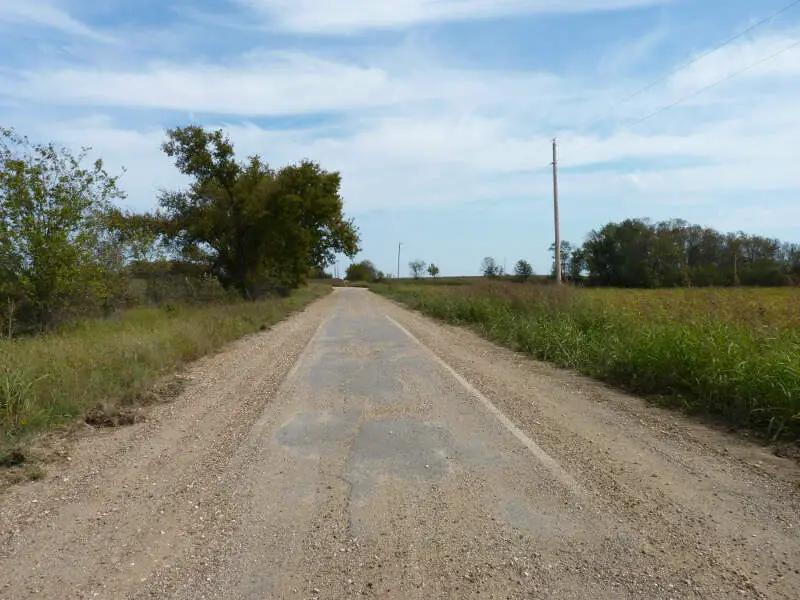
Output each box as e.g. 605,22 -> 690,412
1,288 -> 799,599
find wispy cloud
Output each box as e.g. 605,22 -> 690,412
4,51 -> 567,118
239,0 -> 674,33
0,0 -> 114,42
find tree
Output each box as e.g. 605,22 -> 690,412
549,241 -> 574,281
513,259 -> 533,282
346,260 -> 378,282
481,256 -> 502,278
409,259 -> 427,279
0,128 -> 126,332
575,217 -> 792,288
427,263 -> 440,278
157,126 -> 359,298
582,219 -> 658,287
106,208 -> 166,264
567,247 -> 586,282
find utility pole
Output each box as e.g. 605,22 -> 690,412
552,138 -> 562,285
397,242 -> 403,279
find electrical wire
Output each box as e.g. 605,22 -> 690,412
543,0 -> 800,169
627,37 -> 800,128
583,0 -> 800,127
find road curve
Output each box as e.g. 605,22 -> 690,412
1,288 -> 799,599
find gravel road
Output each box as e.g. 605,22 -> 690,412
1,288 -> 799,599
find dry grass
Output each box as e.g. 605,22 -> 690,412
0,284 -> 330,455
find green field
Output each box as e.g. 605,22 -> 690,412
372,280 -> 800,440
0,284 -> 330,460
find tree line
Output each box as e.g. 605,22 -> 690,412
481,217 -> 800,288
344,259 -> 440,282
561,218 -> 800,288
0,126 -> 359,335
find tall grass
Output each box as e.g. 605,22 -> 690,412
0,285 -> 330,448
373,281 -> 800,440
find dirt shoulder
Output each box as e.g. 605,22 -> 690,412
0,293 -> 334,598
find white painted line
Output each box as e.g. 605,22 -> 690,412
385,313 -> 584,497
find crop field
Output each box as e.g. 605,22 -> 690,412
372,280 -> 800,440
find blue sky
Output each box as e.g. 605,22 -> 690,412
2,0 -> 800,276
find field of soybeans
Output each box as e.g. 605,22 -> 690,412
372,279 -> 800,440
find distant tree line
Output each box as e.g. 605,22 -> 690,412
564,218 -> 800,288
0,126 -> 359,335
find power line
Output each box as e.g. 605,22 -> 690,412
627,37 -> 800,128
540,0 -> 800,171
547,32 -> 800,173
583,0 -> 800,127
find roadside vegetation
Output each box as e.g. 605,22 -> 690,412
1,125 -> 355,463
0,285 -> 329,459
373,279 -> 800,441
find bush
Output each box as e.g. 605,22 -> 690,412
0,128 -> 127,334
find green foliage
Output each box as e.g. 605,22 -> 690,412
513,259 -> 533,282
409,259 -> 427,279
427,263 -> 440,278
128,260 -> 236,306
157,126 -> 359,298
548,241 -> 574,280
480,257 -> 503,278
105,209 -> 166,264
580,217 -> 800,288
308,266 -> 333,280
374,281 -> 800,440
0,128 -> 127,334
346,260 -> 379,282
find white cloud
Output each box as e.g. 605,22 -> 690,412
4,12 -> 800,241
0,0 -> 113,42
9,55 -> 394,115
240,0 -> 674,33
4,51 -> 566,118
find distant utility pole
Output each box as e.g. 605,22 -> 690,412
397,242 -> 403,279
552,138 -> 562,285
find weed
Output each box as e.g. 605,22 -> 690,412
25,463 -> 45,480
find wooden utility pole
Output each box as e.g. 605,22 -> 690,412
397,242 -> 403,279
552,139 -> 562,285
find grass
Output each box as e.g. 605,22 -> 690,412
0,284 -> 330,452
372,280 -> 800,441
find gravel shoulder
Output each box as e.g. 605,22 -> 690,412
1,289 -> 798,599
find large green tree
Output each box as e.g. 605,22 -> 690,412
157,126 -> 359,297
